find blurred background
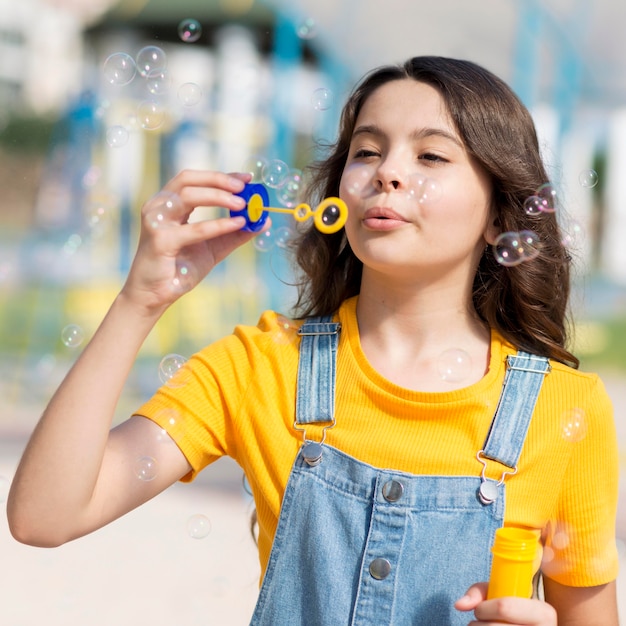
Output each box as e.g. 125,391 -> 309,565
0,0 -> 625,624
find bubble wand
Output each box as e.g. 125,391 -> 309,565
231,183 -> 348,234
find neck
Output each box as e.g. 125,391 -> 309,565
355,272 -> 491,391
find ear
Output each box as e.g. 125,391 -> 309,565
483,210 -> 500,246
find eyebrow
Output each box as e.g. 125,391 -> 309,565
351,124 -> 463,148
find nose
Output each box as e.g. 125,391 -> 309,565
374,159 -> 405,192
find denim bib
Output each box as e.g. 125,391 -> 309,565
250,317 -> 550,625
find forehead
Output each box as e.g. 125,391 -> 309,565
355,79 -> 454,132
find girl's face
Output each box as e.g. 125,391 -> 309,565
339,78 -> 498,285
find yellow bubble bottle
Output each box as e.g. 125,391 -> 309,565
487,527 -> 539,599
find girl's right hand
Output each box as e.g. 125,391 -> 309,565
121,169 -> 264,315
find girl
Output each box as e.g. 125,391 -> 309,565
7,56 -> 619,625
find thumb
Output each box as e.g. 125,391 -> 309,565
454,582 -> 489,611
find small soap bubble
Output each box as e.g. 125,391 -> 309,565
560,407 -> 587,443
62,233 -> 83,256
342,163 -> 374,198
137,100 -> 165,130
276,171 -> 302,207
437,348 -> 472,383
178,82 -> 202,107
407,175 -> 441,204
536,182 -> 557,213
134,456 -> 157,481
187,513 -> 211,539
106,125 -> 129,148
296,17 -> 317,39
61,324 -> 84,348
158,353 -> 188,385
578,169 -> 598,189
154,408 -> 180,443
552,530 -> 570,550
86,201 -> 111,237
145,191 -> 183,229
103,52 -> 136,86
523,195 -> 544,216
0,475 -> 9,503
145,69 -> 171,95
135,45 -> 167,78
274,226 -> 293,248
243,156 -> 267,182
561,217 -> 584,248
172,258 -> 194,293
254,229 -> 275,252
492,231 -> 525,267
311,87 -> 333,111
518,229 -> 541,261
178,18 -> 202,43
262,159 -> 289,188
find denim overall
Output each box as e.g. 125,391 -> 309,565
250,318 -> 551,625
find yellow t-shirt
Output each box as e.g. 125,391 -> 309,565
136,296 -> 619,587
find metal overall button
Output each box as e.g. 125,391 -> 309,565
302,441 -> 323,466
382,479 -> 404,502
369,558 -> 392,580
478,479 -> 499,505
476,450 -> 517,505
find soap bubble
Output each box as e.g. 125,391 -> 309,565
158,353 -> 188,385
561,217 -> 584,248
134,456 -> 157,481
536,182 -> 557,213
276,170 -> 302,207
254,229 -> 275,252
187,513 -> 211,539
178,18 -> 202,43
341,163 -> 374,198
578,169 -> 598,189
243,155 -> 267,182
274,226 -> 293,248
262,159 -> 289,188
145,69 -> 171,95
296,17 -> 317,39
172,258 -> 194,293
311,87 -> 334,111
135,45 -> 167,78
137,100 -> 165,130
61,324 -> 84,348
523,195 -> 544,216
178,82 -> 202,107
407,175 -> 441,204
518,229 -> 541,261
560,407 -> 587,443
106,125 -> 129,148
437,348 -> 472,383
492,232 -> 525,266
103,52 -> 136,85
145,191 -> 183,229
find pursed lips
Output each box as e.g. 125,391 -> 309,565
362,206 -> 410,229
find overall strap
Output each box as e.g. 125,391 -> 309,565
295,316 -> 341,425
481,351 -> 551,469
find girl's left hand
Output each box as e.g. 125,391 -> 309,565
455,583 -> 557,625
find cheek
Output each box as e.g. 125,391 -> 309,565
340,163 -> 376,202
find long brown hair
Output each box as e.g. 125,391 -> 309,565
291,56 -> 578,368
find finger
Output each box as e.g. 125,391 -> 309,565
473,596 -> 557,625
455,582 -> 488,611
162,169 -> 247,195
